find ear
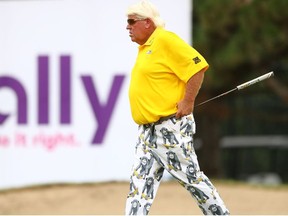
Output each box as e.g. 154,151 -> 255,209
145,18 -> 154,28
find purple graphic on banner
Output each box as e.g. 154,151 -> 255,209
38,55 -> 72,124
81,75 -> 125,144
60,55 -> 71,124
0,77 -> 27,124
38,55 -> 49,124
0,54 -> 126,145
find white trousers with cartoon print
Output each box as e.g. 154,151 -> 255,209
125,114 -> 230,215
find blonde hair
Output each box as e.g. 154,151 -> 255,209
126,0 -> 165,28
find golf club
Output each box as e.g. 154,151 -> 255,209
195,71 -> 274,107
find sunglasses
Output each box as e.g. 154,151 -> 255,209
127,18 -> 145,25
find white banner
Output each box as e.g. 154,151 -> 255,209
0,0 -> 191,189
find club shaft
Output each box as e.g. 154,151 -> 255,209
195,88 -> 237,107
195,71 -> 274,107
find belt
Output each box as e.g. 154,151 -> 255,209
143,114 -> 176,128
154,113 -> 176,125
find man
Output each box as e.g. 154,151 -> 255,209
125,1 -> 230,215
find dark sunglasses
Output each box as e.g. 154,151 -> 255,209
127,18 -> 145,25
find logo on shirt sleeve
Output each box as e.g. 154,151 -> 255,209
192,57 -> 201,64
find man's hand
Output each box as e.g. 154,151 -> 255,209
175,99 -> 194,119
175,69 -> 205,119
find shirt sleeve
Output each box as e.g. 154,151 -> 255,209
163,32 -> 209,83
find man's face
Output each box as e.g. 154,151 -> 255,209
126,15 -> 149,45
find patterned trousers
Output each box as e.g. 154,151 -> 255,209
125,114 -> 230,215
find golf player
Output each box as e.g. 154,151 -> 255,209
125,1 -> 230,215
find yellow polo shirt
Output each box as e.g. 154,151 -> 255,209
129,27 -> 209,124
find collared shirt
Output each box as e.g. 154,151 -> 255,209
129,27 -> 209,125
